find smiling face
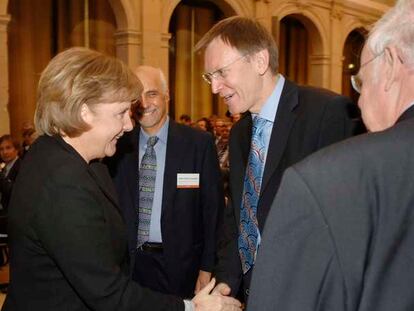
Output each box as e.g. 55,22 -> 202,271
204,38 -> 266,114
135,67 -> 169,135
78,101 -> 133,161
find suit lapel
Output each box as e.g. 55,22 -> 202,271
126,128 -> 140,209
261,80 -> 298,194
54,135 -> 122,210
89,162 -> 120,209
229,114 -> 251,223
397,105 -> 414,123
162,121 -> 184,216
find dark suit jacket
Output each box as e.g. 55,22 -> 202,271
215,79 -> 361,292
110,120 -> 224,297
248,106 -> 414,311
0,158 -> 21,211
3,135 -> 183,311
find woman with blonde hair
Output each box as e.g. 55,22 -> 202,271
3,47 -> 241,311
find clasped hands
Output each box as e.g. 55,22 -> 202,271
192,279 -> 242,311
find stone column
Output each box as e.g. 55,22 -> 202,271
160,32 -> 171,87
308,54 -> 330,89
114,29 -> 141,69
194,6 -> 213,120
141,0 -> 162,66
255,0 -> 271,31
174,5 -> 191,120
329,4 -> 345,93
0,14 -> 11,135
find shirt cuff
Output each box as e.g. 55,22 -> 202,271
184,299 -> 195,311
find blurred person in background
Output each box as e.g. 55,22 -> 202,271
196,117 -> 215,137
0,135 -> 21,212
21,127 -> 37,157
179,114 -> 192,126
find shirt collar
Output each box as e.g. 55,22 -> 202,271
140,116 -> 170,145
254,74 -> 285,122
4,156 -> 18,175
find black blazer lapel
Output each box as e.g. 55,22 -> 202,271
125,128 -> 140,210
89,162 -> 120,209
261,80 -> 298,194
162,121 -> 185,218
229,114 -> 251,223
397,105 -> 414,123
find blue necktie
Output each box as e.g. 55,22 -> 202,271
238,116 -> 267,274
137,136 -> 158,247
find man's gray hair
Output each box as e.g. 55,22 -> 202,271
368,0 -> 414,65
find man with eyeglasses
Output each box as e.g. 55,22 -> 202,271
195,17 -> 361,301
247,1 -> 414,310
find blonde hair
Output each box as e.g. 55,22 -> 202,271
35,47 -> 142,137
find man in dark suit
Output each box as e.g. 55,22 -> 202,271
110,66 -> 225,298
195,17 -> 361,298
0,135 -> 21,212
248,1 -> 414,310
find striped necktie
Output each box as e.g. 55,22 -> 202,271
238,116 -> 267,274
137,136 -> 159,247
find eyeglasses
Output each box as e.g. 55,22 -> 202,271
202,54 -> 248,85
350,51 -> 384,94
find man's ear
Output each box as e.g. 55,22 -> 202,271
164,89 -> 170,102
254,49 -> 270,75
384,46 -> 403,92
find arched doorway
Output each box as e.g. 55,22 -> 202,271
7,0 -> 116,136
342,29 -> 366,104
276,14 -> 324,87
168,0 -> 234,122
278,16 -> 308,85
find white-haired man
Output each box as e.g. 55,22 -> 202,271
248,1 -> 414,310
109,66 -> 226,299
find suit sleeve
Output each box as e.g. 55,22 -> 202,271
317,96 -> 361,148
248,167 -> 346,311
35,169 -> 184,311
200,135 -> 225,272
214,196 -> 243,295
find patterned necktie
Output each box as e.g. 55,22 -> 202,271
137,136 -> 159,247
238,116 -> 267,274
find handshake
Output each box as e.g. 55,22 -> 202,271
189,279 -> 242,311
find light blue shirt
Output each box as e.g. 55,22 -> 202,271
139,117 -> 169,243
251,74 -> 285,166
250,74 -> 285,246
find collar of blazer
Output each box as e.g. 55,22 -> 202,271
53,135 -> 120,209
397,104 -> 414,123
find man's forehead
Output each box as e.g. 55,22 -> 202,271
204,38 -> 241,70
138,74 -> 162,91
0,140 -> 14,148
206,37 -> 238,54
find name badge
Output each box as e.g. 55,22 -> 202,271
177,173 -> 200,189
